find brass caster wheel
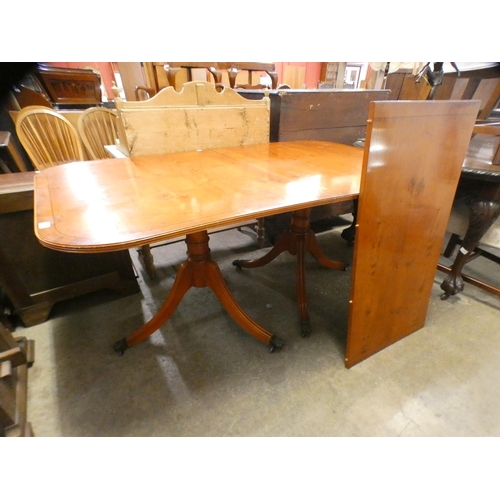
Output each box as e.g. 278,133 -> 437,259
301,322 -> 311,338
113,338 -> 128,356
269,336 -> 285,353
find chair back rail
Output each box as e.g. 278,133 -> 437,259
15,106 -> 84,170
142,62 -> 277,93
77,107 -> 120,160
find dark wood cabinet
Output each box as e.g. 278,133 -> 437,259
34,64 -> 102,107
0,172 -> 139,327
238,88 -> 390,145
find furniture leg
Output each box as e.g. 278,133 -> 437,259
233,209 -> 347,335
307,230 -> 348,270
443,233 -> 461,258
341,198 -> 358,246
114,231 -> 283,355
139,244 -> 156,280
204,261 -> 283,351
233,229 -> 292,269
440,197 -> 500,298
256,218 -> 265,248
295,232 -> 310,336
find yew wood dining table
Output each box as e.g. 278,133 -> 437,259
33,141 -> 363,354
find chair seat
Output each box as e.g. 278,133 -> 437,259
447,196 -> 500,250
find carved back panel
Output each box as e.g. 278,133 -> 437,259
115,81 -> 270,157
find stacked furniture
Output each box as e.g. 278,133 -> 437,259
140,62 -> 279,94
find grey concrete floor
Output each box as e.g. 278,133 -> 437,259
13,223 -> 500,437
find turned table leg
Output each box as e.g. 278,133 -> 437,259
341,198 -> 358,246
233,208 -> 347,336
114,231 -> 284,355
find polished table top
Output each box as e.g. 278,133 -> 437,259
34,141 -> 363,253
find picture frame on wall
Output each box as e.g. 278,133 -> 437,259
344,64 -> 362,89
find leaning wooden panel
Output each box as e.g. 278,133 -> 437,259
345,100 -> 480,368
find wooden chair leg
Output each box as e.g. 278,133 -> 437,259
138,244 -> 156,280
443,233 -> 461,258
256,218 -> 265,248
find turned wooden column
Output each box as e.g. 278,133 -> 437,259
233,208 -> 346,336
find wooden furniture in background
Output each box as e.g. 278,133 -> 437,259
384,69 -> 432,100
0,172 -> 139,327
15,106 -> 84,170
115,82 -> 270,156
114,81 -> 271,278
472,122 -> 500,164
34,64 -> 102,107
115,62 -> 147,102
282,65 -> 306,90
10,84 -> 53,109
141,62 -> 279,94
434,66 -> 500,117
142,62 -> 222,93
0,131 -> 30,173
134,86 -> 156,101
386,64 -> 500,117
439,128 -> 500,298
477,79 -> 500,121
264,88 -> 390,143
77,107 -> 120,160
470,123 -> 500,166
33,141 -> 362,356
221,62 -> 278,89
346,100 -> 480,368
164,63 -> 222,89
0,321 -> 35,437
319,63 -> 346,89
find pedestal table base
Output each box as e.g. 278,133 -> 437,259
233,208 -> 347,336
113,231 -> 284,355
